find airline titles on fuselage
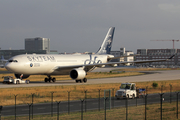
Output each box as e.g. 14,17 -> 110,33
27,56 -> 56,62
26,55 -> 103,66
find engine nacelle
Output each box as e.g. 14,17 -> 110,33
70,69 -> 86,80
15,74 -> 30,79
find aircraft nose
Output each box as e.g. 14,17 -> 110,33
5,63 -> 14,72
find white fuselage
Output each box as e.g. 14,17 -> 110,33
5,54 -> 110,75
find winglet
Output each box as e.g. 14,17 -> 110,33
168,54 -> 176,60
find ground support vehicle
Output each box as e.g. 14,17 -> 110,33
115,83 -> 146,99
2,76 -> 30,84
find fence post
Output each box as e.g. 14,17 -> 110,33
136,87 -> 138,107
177,92 -> 179,119
31,93 -> 34,119
0,106 -> 3,120
146,86 -> 148,95
14,94 -> 18,120
84,90 -> 87,112
145,94 -> 148,120
161,85 -> 163,93
169,84 -> 172,103
159,93 -> 164,120
126,96 -> 128,120
98,89 -> 101,111
27,103 -> 32,120
51,92 -> 54,117
81,99 -> 84,120
112,88 -> 114,109
104,97 -> 107,120
68,91 -> 70,114
56,101 -> 61,120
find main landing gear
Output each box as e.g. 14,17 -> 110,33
75,78 -> 87,83
44,75 -> 56,83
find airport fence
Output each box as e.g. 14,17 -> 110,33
1,85 -> 180,120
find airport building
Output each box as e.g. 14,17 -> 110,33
25,37 -> 50,53
110,47 -> 134,66
0,37 -> 58,63
135,49 -> 179,67
0,50 -> 47,60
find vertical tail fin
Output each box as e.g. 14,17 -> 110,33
1,56 -> 8,62
96,27 -> 115,54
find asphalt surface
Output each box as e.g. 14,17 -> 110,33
0,69 -> 179,88
1,92 -> 179,116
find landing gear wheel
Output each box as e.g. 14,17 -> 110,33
44,76 -> 56,83
132,94 -> 135,99
52,78 -> 56,82
76,80 -> 78,83
83,78 -> 87,83
127,94 -> 129,99
45,78 -> 48,82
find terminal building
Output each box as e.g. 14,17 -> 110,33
0,37 -> 51,60
135,49 -> 179,67
110,47 -> 134,66
0,50 -> 47,60
25,37 -> 50,53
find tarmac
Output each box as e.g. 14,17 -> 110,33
0,68 -> 179,88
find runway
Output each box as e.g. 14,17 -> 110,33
0,69 -> 179,88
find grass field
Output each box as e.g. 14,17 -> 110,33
0,79 -> 180,106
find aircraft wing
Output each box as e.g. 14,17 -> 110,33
108,54 -> 139,61
54,55 -> 175,71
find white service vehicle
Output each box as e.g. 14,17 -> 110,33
3,76 -> 30,84
115,83 -> 137,99
115,83 -> 146,99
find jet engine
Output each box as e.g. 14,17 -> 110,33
70,68 -> 86,80
15,74 -> 30,79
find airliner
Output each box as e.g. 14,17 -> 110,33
0,56 -> 8,68
1,56 -> 8,62
5,27 -> 175,83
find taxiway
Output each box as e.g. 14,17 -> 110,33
0,69 -> 179,88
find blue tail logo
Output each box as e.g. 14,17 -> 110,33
96,27 -> 115,54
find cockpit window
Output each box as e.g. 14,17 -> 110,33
120,84 -> 131,89
8,60 -> 18,62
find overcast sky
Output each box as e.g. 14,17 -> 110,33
1,0 -> 180,53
